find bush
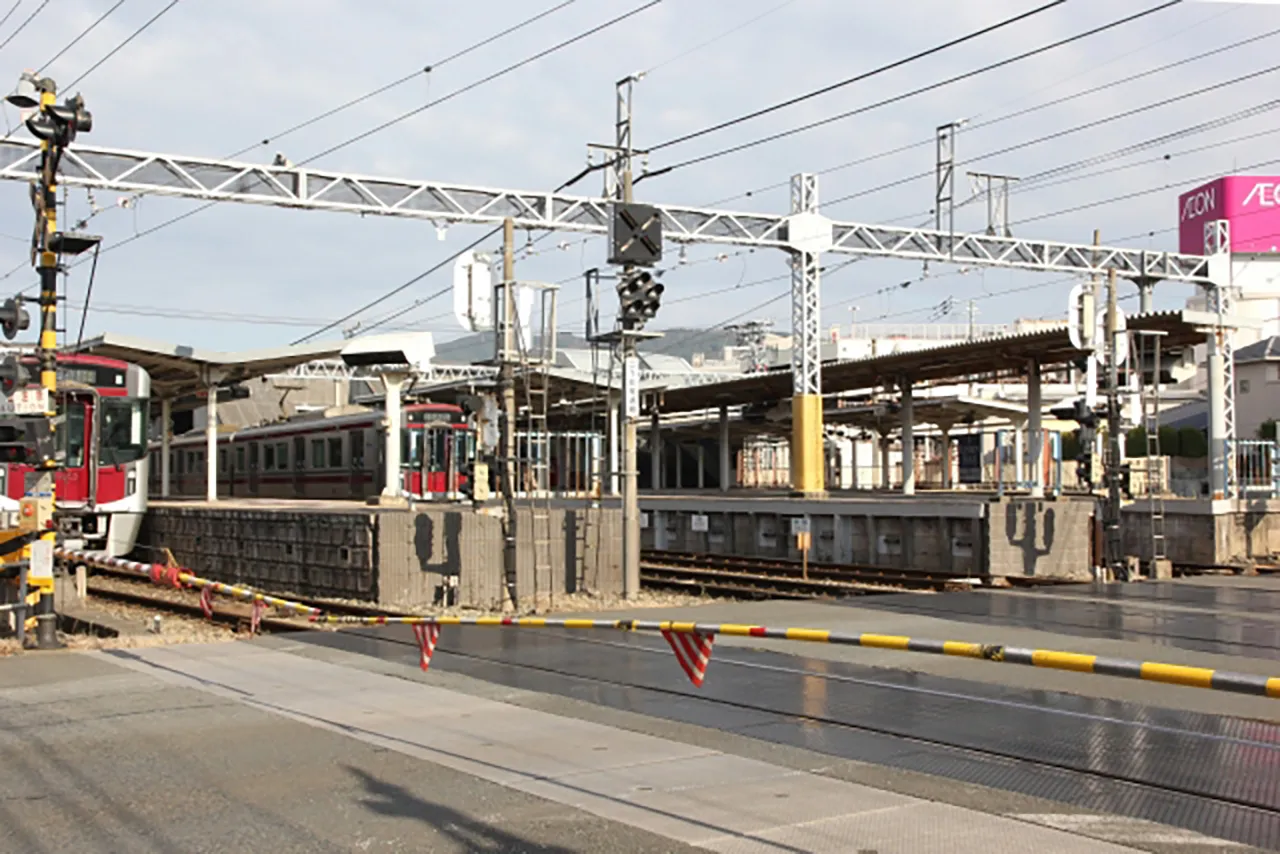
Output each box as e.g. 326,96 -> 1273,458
1178,427 -> 1207,458
1125,427 -> 1146,458
1260,419 -> 1277,442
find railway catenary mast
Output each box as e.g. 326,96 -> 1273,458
0,86 -> 1233,520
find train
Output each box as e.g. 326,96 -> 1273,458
150,402 -> 475,501
0,353 -> 151,557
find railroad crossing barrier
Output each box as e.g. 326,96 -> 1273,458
55,548 -> 1280,699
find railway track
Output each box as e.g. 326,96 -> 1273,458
640,550 -> 983,598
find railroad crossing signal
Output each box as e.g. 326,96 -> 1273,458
0,297 -> 28,340
617,269 -> 663,330
608,201 -> 662,266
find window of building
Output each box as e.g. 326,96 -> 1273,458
1240,379 -> 1251,394
311,438 -> 326,469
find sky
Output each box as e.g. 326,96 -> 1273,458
0,0 -> 1276,356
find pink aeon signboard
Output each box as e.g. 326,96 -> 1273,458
1178,176 -> 1280,255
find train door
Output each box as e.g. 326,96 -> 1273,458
293,436 -> 306,498
401,427 -> 424,497
57,394 -> 92,505
248,442 -> 260,495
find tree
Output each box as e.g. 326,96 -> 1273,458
1259,419 -> 1277,442
1178,427 -> 1207,458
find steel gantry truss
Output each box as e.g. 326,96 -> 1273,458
0,135 -> 1235,499
0,137 -> 1213,282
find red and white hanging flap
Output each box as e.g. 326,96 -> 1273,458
661,628 -> 715,687
412,623 -> 442,671
250,599 -> 268,635
199,585 -> 214,620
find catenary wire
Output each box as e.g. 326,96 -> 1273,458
633,1 -> 1182,186
299,0 -> 662,167
0,0 -> 50,54
708,9 -> 1266,206
37,0 -> 129,74
645,0 -> 1066,154
65,0 -> 182,90
640,0 -> 798,76
0,1 -> 22,34
6,4 -> 624,302
226,0 -> 580,160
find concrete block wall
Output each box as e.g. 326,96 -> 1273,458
986,497 -> 1093,581
375,503 -> 623,611
139,506 -> 378,600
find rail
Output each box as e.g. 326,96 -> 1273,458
56,548 -> 1280,699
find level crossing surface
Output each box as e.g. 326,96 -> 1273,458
2,578 -> 1276,852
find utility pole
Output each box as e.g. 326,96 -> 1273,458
5,73 -> 94,648
596,75 -> 663,601
1103,266 -> 1126,582
498,217 -> 518,610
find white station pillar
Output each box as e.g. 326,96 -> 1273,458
1027,359 -> 1044,498
160,396 -> 172,499
203,370 -> 225,503
900,376 -> 915,496
381,369 -> 410,503
718,404 -> 731,493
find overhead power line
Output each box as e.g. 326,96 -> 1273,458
227,0 -> 579,160
14,3 -> 617,300
0,0 -> 50,54
647,0 -> 1066,153
38,0 -> 129,74
300,0 -> 662,167
0,1 -> 23,37
709,19 -> 1280,206
66,0 -> 182,90
634,0 -> 1181,185
826,60 -> 1280,208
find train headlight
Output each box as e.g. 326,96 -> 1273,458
126,471 -> 137,496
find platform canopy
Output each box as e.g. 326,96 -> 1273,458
67,332 -> 344,400
650,309 -> 1216,415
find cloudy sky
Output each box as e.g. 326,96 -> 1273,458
0,0 -> 1274,355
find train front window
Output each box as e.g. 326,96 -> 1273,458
59,402 -> 86,468
99,398 -> 148,466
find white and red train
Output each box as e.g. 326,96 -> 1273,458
0,353 -> 151,557
150,401 -> 475,501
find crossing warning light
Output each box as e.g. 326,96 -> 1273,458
617,270 -> 663,331
0,297 -> 28,340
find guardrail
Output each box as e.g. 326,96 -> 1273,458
55,548 -> 1280,699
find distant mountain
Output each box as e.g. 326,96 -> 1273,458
433,327 -> 746,365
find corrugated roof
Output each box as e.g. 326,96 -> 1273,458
651,310 -> 1210,415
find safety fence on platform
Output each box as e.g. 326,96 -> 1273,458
54,548 -> 1280,699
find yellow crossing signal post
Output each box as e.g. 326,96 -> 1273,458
5,71 -> 98,647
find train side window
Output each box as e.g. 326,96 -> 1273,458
294,437 -> 305,470
275,442 -> 288,471
349,429 -> 364,467
171,452 -> 179,474
236,446 -> 245,472
248,443 -> 259,470
263,443 -> 276,470
311,438 -> 326,469
328,436 -> 343,468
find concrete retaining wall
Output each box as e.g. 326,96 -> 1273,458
139,501 -> 623,609
639,495 -> 1095,580
1122,499 -> 1280,567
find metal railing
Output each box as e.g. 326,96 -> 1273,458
1226,439 -> 1279,498
513,430 -> 603,499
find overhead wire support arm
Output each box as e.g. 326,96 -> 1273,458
0,138 -> 1214,285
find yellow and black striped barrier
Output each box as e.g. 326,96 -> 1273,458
57,549 -> 1280,698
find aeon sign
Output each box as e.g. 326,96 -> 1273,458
1178,176 -> 1280,254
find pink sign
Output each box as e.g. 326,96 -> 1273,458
1178,176 -> 1280,255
